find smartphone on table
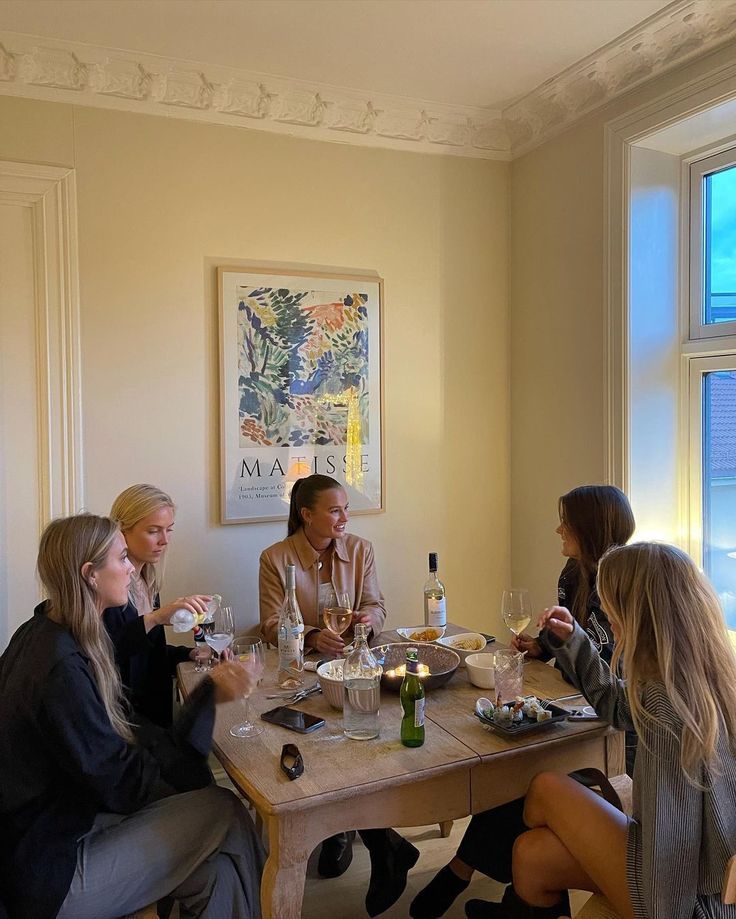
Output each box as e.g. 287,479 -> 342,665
260,706 -> 326,733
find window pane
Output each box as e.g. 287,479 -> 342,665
703,370 -> 736,628
704,164 -> 736,324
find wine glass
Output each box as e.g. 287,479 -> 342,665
205,605 -> 234,665
501,589 -> 532,638
230,636 -> 265,738
322,590 -> 353,655
195,595 -> 221,672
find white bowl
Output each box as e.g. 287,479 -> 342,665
465,652 -> 496,689
317,659 -> 344,710
396,625 -> 446,642
437,632 -> 487,665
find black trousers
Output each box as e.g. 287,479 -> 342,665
456,796 -> 527,882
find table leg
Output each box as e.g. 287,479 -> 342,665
261,813 -> 311,919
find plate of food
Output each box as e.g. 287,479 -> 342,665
474,695 -> 567,736
396,626 -> 446,643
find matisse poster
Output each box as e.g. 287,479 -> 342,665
218,267 -> 384,523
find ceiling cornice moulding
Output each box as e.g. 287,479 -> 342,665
0,30 -> 510,160
0,0 -> 735,161
504,0 -> 736,156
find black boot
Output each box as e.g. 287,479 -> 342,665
360,828 -> 420,916
465,884 -> 570,919
317,831 -> 356,878
409,864 -> 470,918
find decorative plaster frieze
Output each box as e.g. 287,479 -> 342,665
1,0 -> 736,160
505,0 -> 736,156
0,30 -> 509,159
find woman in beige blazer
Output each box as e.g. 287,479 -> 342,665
259,474 -> 386,655
259,474 -> 416,917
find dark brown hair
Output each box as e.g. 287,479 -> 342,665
559,484 -> 635,627
287,475 -> 344,536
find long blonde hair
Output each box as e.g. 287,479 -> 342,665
598,542 -> 736,782
110,484 -> 175,599
38,514 -> 133,741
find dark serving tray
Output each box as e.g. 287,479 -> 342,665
474,701 -> 568,736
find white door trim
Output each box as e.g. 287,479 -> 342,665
0,160 -> 83,527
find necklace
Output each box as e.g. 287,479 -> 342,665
316,544 -> 332,571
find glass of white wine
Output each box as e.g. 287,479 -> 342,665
501,588 -> 532,638
322,590 -> 353,652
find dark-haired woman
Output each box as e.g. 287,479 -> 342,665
0,514 -> 264,919
260,474 -> 417,917
410,485 -> 636,919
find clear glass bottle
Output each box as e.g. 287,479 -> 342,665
400,647 -> 426,747
423,552 -> 447,628
277,564 -> 305,689
343,623 -> 382,740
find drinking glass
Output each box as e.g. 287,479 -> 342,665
501,588 -> 532,637
230,636 -> 265,738
195,595 -> 221,672
205,605 -> 234,665
494,648 -> 525,702
322,590 -> 353,637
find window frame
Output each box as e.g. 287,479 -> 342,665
689,148 -> 736,341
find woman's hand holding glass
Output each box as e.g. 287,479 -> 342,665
511,633 -> 543,657
209,660 -> 257,704
318,590 -> 353,656
230,637 -> 265,738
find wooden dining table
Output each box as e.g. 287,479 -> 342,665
178,626 -> 624,919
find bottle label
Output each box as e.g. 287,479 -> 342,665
427,597 -> 446,627
414,697 -> 426,728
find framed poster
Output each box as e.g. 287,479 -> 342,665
218,266 -> 384,523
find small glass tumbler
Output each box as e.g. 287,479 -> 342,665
493,648 -> 525,703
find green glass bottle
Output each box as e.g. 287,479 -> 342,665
400,647 -> 425,747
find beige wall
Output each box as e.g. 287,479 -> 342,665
509,40 -> 736,611
0,96 -> 509,636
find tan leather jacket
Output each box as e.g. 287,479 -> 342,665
259,527 -> 386,646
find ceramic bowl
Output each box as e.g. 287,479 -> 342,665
436,632 -> 487,665
372,642 -> 459,692
395,625 -> 446,642
316,659 -> 344,710
465,652 -> 497,689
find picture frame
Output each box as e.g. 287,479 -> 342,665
218,266 -> 384,524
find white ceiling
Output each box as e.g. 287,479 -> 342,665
0,0 -> 675,110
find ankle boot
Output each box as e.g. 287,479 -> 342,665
465,884 -> 570,919
317,831 -> 356,878
360,828 -> 420,916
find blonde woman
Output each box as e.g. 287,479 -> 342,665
0,515 -> 264,919
466,543 -> 736,919
104,484 -> 211,726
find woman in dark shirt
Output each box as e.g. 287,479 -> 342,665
410,485 -> 635,919
0,514 -> 264,919
104,484 -> 212,726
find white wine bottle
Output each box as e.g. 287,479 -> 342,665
423,552 -> 447,628
277,564 -> 305,689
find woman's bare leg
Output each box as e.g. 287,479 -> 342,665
514,772 -> 633,919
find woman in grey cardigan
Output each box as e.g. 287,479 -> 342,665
473,542 -> 736,919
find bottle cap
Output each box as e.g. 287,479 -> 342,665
405,646 -> 419,661
286,564 -> 296,590
428,552 -> 438,572
354,622 -> 368,640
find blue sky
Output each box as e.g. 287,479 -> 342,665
710,166 -> 736,292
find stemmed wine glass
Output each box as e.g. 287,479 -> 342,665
322,589 -> 353,655
205,605 -> 234,665
230,636 -> 265,738
501,589 -> 532,638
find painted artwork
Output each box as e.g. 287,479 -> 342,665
219,268 -> 383,523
